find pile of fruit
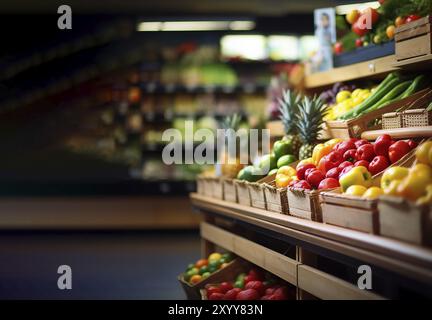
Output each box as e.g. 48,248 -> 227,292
183,252 -> 235,285
291,135 -> 417,194
335,0 -> 432,53
378,141 -> 432,206
320,83 -> 373,121
204,267 -> 295,300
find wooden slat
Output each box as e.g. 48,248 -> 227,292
297,265 -> 383,300
305,55 -> 398,89
191,193 -> 432,284
200,222 -> 299,286
0,197 -> 200,229
361,126 -> 432,140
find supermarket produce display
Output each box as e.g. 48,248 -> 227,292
189,1 -> 432,300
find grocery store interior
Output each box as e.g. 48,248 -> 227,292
1,0 -> 432,300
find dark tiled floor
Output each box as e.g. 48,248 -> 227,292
0,230 -> 201,299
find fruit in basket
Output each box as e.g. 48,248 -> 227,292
237,166 -> 264,182
363,187 -> 384,200
406,14 -> 421,23
416,185 -> 432,206
190,275 -> 202,284
318,151 -> 343,173
277,154 -> 297,168
318,178 -> 340,190
292,180 -> 312,190
381,166 -> 409,189
221,114 -> 245,178
224,288 -> 242,300
415,141 -> 432,165
397,164 -> 432,201
369,156 -> 390,176
326,167 -> 341,180
236,289 -> 260,300
336,90 -> 352,104
245,281 -> 265,295
356,144 -> 375,162
346,10 -> 360,25
343,149 -> 357,162
273,140 -> 293,160
297,96 -> 328,160
395,16 -> 406,27
312,144 -> 332,165
374,134 -> 392,157
339,166 -> 372,192
386,25 -> 396,39
296,163 -> 316,180
278,90 -> 302,155
195,259 -> 208,269
306,170 -> 325,189
345,185 -> 368,197
208,252 -> 222,263
389,140 -> 411,163
209,292 -> 224,300
259,154 -> 277,173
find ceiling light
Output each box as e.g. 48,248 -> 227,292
137,20 -> 255,32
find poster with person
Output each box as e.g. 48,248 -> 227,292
311,8 -> 336,73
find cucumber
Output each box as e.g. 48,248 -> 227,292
342,77 -> 402,119
339,73 -> 399,120
360,81 -> 411,115
399,75 -> 427,99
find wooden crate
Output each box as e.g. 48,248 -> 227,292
210,178 -> 224,200
202,178 -> 214,197
326,89 -> 430,139
178,258 -> 243,300
197,177 -> 205,195
223,179 -> 237,203
378,196 -> 432,246
263,180 -> 289,215
395,16 -> 432,61
321,190 -> 379,234
234,180 -> 251,206
320,149 -> 417,233
287,188 -> 325,222
248,175 -> 274,210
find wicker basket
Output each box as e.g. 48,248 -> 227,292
382,112 -> 403,130
403,109 -> 432,127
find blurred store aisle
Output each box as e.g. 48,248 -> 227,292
0,231 -> 200,299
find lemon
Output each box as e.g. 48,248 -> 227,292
336,91 -> 351,104
351,88 -> 363,98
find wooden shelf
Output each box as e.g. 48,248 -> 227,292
191,193 -> 432,285
201,221 -> 382,300
305,55 -> 398,89
361,126 -> 432,140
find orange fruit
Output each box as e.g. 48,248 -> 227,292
190,274 -> 202,284
195,259 -> 208,269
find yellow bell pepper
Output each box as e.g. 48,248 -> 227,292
397,164 -> 432,201
380,167 -> 409,190
416,184 -> 432,206
324,138 -> 343,148
339,166 -> 372,192
312,144 -> 333,165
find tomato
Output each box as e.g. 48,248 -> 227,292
244,275 -> 254,284
207,286 -> 222,296
343,149 -> 358,162
318,178 -> 340,190
265,287 -> 276,296
209,292 -> 224,300
292,180 -> 312,190
318,151 -> 343,173
334,42 -> 343,54
296,163 -> 316,180
389,140 -> 411,163
356,144 -> 375,162
304,168 -> 318,180
354,139 -> 370,148
195,259 -> 208,269
335,140 -> 357,155
326,167 -> 341,180
374,134 -> 392,157
223,288 -> 241,300
386,25 -> 396,39
272,286 -> 289,300
406,15 -> 421,23
369,156 -> 390,176
355,38 -> 364,48
307,170 -> 325,189
219,282 -> 233,293
339,165 -> 354,180
354,160 -> 370,168
236,289 -> 260,300
245,281 -> 265,296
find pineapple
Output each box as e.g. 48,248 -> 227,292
278,90 -> 302,156
296,95 -> 329,160
220,113 -> 245,178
